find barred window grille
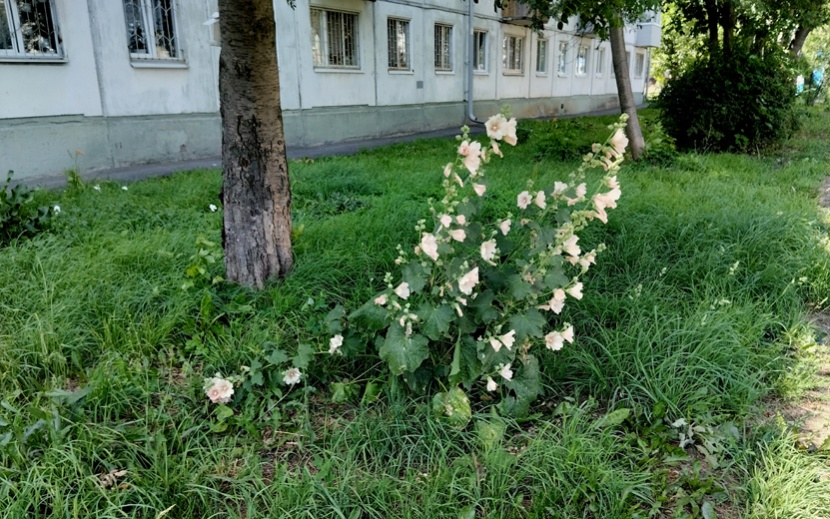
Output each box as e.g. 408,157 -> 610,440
473,30 -> 487,72
536,39 -> 547,73
502,35 -> 522,73
576,45 -> 588,75
311,8 -> 358,68
595,47 -> 605,75
0,0 -> 63,59
387,18 -> 409,70
557,41 -> 568,75
434,24 -> 451,71
123,0 -> 181,61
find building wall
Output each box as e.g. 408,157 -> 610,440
1,0 -> 657,182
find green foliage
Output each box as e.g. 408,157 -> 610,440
658,49 -> 799,152
0,171 -> 53,246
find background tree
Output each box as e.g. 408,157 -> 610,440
513,0 -> 661,160
218,0 -> 293,289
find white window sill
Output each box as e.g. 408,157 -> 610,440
557,73 -> 569,78
131,60 -> 188,69
0,56 -> 66,64
313,67 -> 363,74
388,69 -> 414,75
473,70 -> 488,75
503,70 -> 523,76
435,70 -> 454,75
535,72 -> 548,77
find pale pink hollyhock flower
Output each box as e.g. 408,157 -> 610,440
550,288 -> 566,314
205,376 -> 234,404
491,140 -> 503,158
440,214 -> 453,228
503,118 -> 518,146
607,176 -> 620,190
562,235 -> 580,257
609,129 -> 629,157
458,267 -> 480,295
562,325 -> 575,343
453,173 -> 464,187
283,368 -> 302,386
450,229 -> 466,242
443,163 -> 453,178
329,334 -> 344,355
534,191 -> 547,209
374,294 -> 388,306
545,331 -> 564,351
593,189 -> 620,224
421,233 -> 439,261
473,183 -> 486,196
567,282 -> 583,300
498,363 -> 514,381
481,239 -> 497,262
499,219 -> 511,236
458,140 -> 483,175
517,191 -> 532,209
486,376 -> 498,392
485,114 -> 508,140
456,214 -> 467,225
553,181 -> 568,196
489,337 -> 502,353
500,330 -> 516,350
567,183 -> 588,206
579,250 -> 596,269
395,282 -> 411,300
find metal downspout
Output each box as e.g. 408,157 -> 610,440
466,0 -> 483,124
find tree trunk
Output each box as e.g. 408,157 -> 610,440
609,24 -> 644,161
790,25 -> 811,58
704,0 -> 719,55
218,0 -> 293,289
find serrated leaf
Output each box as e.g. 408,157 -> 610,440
468,290 -> 499,322
379,325 -> 429,375
348,299 -> 388,331
593,408 -> 631,428
509,309 -> 546,340
324,305 -> 346,334
432,387 -> 472,429
402,262 -> 428,293
507,274 -> 534,300
501,355 -> 541,418
292,343 -> 314,369
267,347 -> 289,365
420,303 -> 454,341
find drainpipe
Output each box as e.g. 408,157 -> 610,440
466,0 -> 484,124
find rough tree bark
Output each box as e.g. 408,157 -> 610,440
218,0 -> 293,289
790,24 -> 811,58
609,23 -> 645,160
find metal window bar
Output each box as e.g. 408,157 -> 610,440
473,30 -> 486,71
595,48 -> 604,75
387,18 -> 407,69
125,0 -> 181,61
536,39 -> 546,73
558,42 -> 567,74
504,36 -> 521,71
576,45 -> 587,75
434,24 -> 451,70
0,0 -> 62,58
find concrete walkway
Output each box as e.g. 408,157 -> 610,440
24,107 -> 630,190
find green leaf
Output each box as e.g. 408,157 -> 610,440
361,381 -> 382,405
450,340 -> 462,378
509,309 -> 546,341
266,347 -> 289,366
349,299 -> 388,331
432,387 -> 472,429
469,290 -> 499,323
475,418 -> 506,452
507,274 -> 534,300
292,343 -> 314,369
501,355 -> 541,418
420,303 -> 454,341
701,500 -> 717,519
330,382 -> 355,404
215,405 -> 234,421
402,262 -> 428,294
592,408 -> 631,429
379,325 -> 429,375
324,305 -> 346,334
249,358 -> 264,386
458,506 -> 477,519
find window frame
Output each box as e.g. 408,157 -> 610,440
634,51 -> 645,78
502,34 -> 523,75
535,38 -> 547,75
311,7 -> 360,70
595,46 -> 605,77
123,0 -> 185,64
387,17 -> 410,71
434,23 -> 452,72
0,0 -> 64,62
575,44 -> 588,76
557,41 -> 568,76
473,29 -> 487,73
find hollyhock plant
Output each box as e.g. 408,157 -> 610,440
341,111 -> 628,425
204,375 -> 235,404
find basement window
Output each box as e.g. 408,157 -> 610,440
123,0 -> 183,62
0,0 -> 64,61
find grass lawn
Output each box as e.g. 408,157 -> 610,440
2,108 -> 830,518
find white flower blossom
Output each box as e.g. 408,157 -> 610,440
209,204 -> 218,212
121,186 -> 128,191
53,205 -> 61,214
489,337 -> 502,352
562,325 -> 574,343
458,267 -> 479,295
553,181 -> 568,196
456,214 -> 466,225
499,330 -> 516,350
374,294 -> 388,306
440,214 -> 453,228
450,229 -> 466,242
517,191 -> 532,209
473,183 -> 487,196
395,282 -> 411,300
93,184 -> 101,192
609,129 -> 629,157
420,232 -> 439,261
567,282 -> 583,300
205,376 -> 234,404
545,331 -> 564,351
534,191 -> 547,209
498,363 -> 514,381
329,334 -> 344,355
562,235 -> 580,257
499,219 -> 511,236
480,240 -> 497,262
486,377 -> 498,392
283,368 -> 302,386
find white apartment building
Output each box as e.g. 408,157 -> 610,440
0,0 -> 660,181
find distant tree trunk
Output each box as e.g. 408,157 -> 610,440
704,0 -> 719,55
609,23 -> 644,161
790,25 -> 811,58
218,0 -> 293,289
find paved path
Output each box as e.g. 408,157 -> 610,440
23,107 -> 629,190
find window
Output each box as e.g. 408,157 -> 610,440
576,44 -> 588,75
311,8 -> 359,68
557,41 -> 568,75
473,30 -> 487,72
434,24 -> 452,71
123,0 -> 181,61
0,0 -> 62,59
634,52 -> 645,77
502,35 -> 523,73
535,38 -> 547,74
595,47 -> 605,76
387,18 -> 409,70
